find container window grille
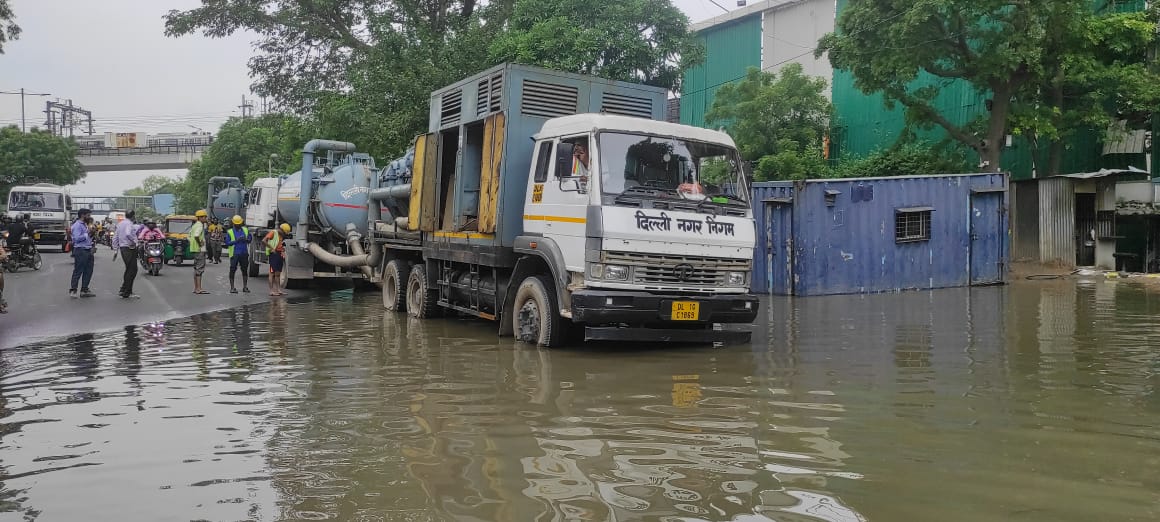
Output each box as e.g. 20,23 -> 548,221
440,90 -> 462,127
896,209 -> 932,243
476,74 -> 503,117
1096,210 -> 1116,238
521,80 -> 578,118
601,92 -> 653,119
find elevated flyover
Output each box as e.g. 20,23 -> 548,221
76,143 -> 208,172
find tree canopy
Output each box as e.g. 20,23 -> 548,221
817,0 -> 1160,174
0,0 -> 19,54
164,0 -> 700,161
173,115 -> 310,213
0,126 -> 84,198
488,0 -> 700,91
123,175 -> 182,197
706,64 -> 832,180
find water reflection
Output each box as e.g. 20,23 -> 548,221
1,281 -> 1159,521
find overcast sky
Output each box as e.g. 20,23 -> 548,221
0,0 -> 731,195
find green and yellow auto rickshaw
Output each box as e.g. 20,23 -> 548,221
163,214 -> 197,265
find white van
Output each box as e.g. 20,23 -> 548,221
5,183 -> 73,251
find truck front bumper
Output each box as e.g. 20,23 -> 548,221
570,289 -> 759,343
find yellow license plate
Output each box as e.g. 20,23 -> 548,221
671,301 -> 700,321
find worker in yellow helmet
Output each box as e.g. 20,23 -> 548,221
224,215 -> 252,294
264,223 -> 291,296
190,210 -> 210,294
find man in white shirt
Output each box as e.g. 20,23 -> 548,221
114,210 -> 140,299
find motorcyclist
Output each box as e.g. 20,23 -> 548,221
6,214 -> 27,247
138,220 -> 166,242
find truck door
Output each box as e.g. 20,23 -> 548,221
525,137 -> 588,272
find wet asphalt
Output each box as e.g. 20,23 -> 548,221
0,247 -> 298,349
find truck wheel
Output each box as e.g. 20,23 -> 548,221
248,257 -> 260,277
174,256 -> 184,266
406,264 -> 439,318
383,259 -> 410,312
513,275 -> 567,347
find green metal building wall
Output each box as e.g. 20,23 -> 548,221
830,0 -> 1146,180
680,15 -> 762,128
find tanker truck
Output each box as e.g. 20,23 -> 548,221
253,63 -> 760,345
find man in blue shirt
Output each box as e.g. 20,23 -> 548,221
223,215 -> 252,294
69,208 -> 96,298
114,210 -> 140,299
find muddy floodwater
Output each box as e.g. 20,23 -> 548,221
2,279 -> 1160,521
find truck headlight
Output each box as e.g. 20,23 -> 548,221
604,265 -> 630,281
727,272 -> 747,286
587,263 -> 604,279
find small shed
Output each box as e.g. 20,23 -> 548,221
751,173 -> 1009,296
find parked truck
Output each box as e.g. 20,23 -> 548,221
248,63 -> 759,345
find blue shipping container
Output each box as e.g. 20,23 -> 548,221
751,174 -> 1009,296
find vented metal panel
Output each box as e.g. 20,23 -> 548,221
520,80 -> 578,118
440,90 -> 462,127
601,92 -> 653,119
476,74 -> 503,118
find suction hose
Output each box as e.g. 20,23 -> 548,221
304,224 -> 381,281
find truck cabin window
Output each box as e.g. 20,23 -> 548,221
598,133 -> 748,208
9,192 -> 65,211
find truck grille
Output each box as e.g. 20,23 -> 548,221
601,251 -> 751,288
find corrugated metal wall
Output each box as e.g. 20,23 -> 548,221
751,174 -> 1009,295
1037,177 -> 1077,266
1011,180 -> 1041,261
679,16 -> 762,128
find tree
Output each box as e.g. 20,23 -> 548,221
124,175 -> 182,197
0,126 -> 84,197
705,64 -> 832,181
488,0 -> 702,91
817,0 -> 1075,172
0,0 -> 19,54
173,115 -> 308,213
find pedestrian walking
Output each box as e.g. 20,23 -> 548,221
208,219 -> 225,264
115,210 -> 140,299
190,210 -> 210,295
224,215 -> 252,294
0,241 -> 8,313
264,223 -> 290,296
69,208 -> 96,298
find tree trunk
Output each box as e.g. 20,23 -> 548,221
981,86 -> 1013,173
1046,70 -> 1066,176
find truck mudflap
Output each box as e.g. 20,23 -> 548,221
571,289 -> 759,324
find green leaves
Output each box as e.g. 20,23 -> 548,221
705,64 -> 832,180
0,126 -> 84,196
0,0 -> 19,54
487,0 -> 702,91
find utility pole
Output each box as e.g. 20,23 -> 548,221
43,99 -> 94,138
238,95 -> 254,119
0,89 -> 52,132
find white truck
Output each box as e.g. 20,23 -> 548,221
5,183 -> 73,251
250,64 -> 760,345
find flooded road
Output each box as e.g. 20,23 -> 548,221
2,280 -> 1159,521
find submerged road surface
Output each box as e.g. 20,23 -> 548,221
0,249 -> 301,349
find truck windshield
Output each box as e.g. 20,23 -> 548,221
598,133 -> 749,206
9,191 -> 65,211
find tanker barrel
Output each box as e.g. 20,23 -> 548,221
298,140 -> 356,243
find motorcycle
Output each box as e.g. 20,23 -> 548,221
139,240 -> 164,276
1,231 -> 43,272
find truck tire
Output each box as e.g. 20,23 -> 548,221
248,253 -> 261,277
383,259 -> 409,312
405,264 -> 439,318
512,275 -> 567,347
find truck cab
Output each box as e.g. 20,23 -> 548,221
519,115 -> 757,342
5,183 -> 73,251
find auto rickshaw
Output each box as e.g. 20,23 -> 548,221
163,214 -> 197,265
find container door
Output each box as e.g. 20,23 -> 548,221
765,201 -> 794,295
970,192 -> 1004,285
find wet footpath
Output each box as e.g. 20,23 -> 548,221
1,274 -> 1160,521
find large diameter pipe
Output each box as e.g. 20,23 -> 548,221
368,184 -> 412,201
304,224 -> 382,274
297,139 -> 357,244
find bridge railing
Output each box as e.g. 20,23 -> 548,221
75,142 -> 212,157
